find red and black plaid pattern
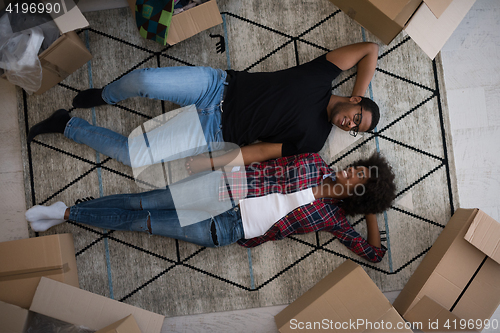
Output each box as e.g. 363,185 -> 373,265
219,153 -> 331,201
219,153 -> 386,263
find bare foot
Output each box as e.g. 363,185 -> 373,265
185,154 -> 212,175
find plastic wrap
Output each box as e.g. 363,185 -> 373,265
26,312 -> 95,333
0,13 -> 44,93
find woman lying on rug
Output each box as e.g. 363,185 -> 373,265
25,153 -> 396,263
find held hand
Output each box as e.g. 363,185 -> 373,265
185,154 -> 212,175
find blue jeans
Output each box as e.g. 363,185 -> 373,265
65,67 -> 227,167
68,185 -> 244,247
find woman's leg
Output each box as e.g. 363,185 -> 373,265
68,206 -> 244,247
102,67 -> 227,110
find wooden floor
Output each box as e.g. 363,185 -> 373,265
1,0 -> 499,331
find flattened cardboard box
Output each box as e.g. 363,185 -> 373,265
327,0 -> 476,59
393,208 -> 500,323
275,260 -> 412,332
95,315 -> 142,333
128,0 -> 222,45
0,300 -> 30,333
0,0 -> 92,94
0,233 -> 79,309
30,277 -> 164,333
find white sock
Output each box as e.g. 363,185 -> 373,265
25,201 -> 68,222
30,219 -> 66,232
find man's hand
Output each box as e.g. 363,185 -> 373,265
326,42 -> 379,97
185,142 -> 283,175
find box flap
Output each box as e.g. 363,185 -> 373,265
0,234 -> 67,277
423,0 -> 454,18
368,0 -> 414,20
95,315 -> 143,333
404,0 -> 477,59
49,0 -> 89,34
363,308 -> 412,332
0,300 -> 30,333
452,257 -> 500,321
464,209 -> 500,264
30,277 -> 164,333
405,296 -> 461,332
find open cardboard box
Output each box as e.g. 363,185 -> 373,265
29,277 -> 164,333
275,260 -> 412,332
0,233 -> 79,309
0,0 -> 92,94
128,0 -> 222,46
327,0 -> 476,59
393,208 -> 500,330
0,300 -> 143,333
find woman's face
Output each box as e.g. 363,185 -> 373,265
334,166 -> 370,196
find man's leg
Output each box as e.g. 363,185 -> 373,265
73,66 -> 227,109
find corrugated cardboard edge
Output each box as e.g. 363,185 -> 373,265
464,210 -> 500,265
30,277 -> 164,333
0,300 -> 30,333
404,0 -> 477,59
95,315 -> 142,333
393,208 -> 478,316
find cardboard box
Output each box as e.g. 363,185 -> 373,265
0,0 -> 92,94
393,209 -> 500,324
275,260 -> 412,332
30,277 -> 164,333
464,209 -> 500,264
0,234 -> 79,309
128,0 -> 223,45
0,300 -> 31,333
327,0 -> 476,59
95,315 -> 143,333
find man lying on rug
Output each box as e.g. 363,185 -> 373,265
25,152 -> 396,263
27,42 -> 380,174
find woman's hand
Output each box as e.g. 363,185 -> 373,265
185,154 -> 212,175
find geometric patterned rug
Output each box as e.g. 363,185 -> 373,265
18,0 -> 458,317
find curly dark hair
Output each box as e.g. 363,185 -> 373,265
339,153 -> 396,216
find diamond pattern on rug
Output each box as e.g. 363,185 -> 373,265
19,2 -> 458,317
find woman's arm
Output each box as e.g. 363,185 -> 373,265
325,42 -> 379,97
365,213 -> 382,248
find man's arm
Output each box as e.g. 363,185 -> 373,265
186,142 -> 283,174
325,42 -> 379,97
365,213 -> 382,248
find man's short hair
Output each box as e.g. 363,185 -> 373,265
359,97 -> 380,131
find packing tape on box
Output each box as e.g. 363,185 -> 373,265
0,263 -> 69,282
40,59 -> 71,80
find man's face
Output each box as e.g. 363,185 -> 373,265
330,101 -> 372,134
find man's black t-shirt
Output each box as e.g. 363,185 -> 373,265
221,54 -> 342,156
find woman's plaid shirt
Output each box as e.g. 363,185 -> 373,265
218,153 -> 386,263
